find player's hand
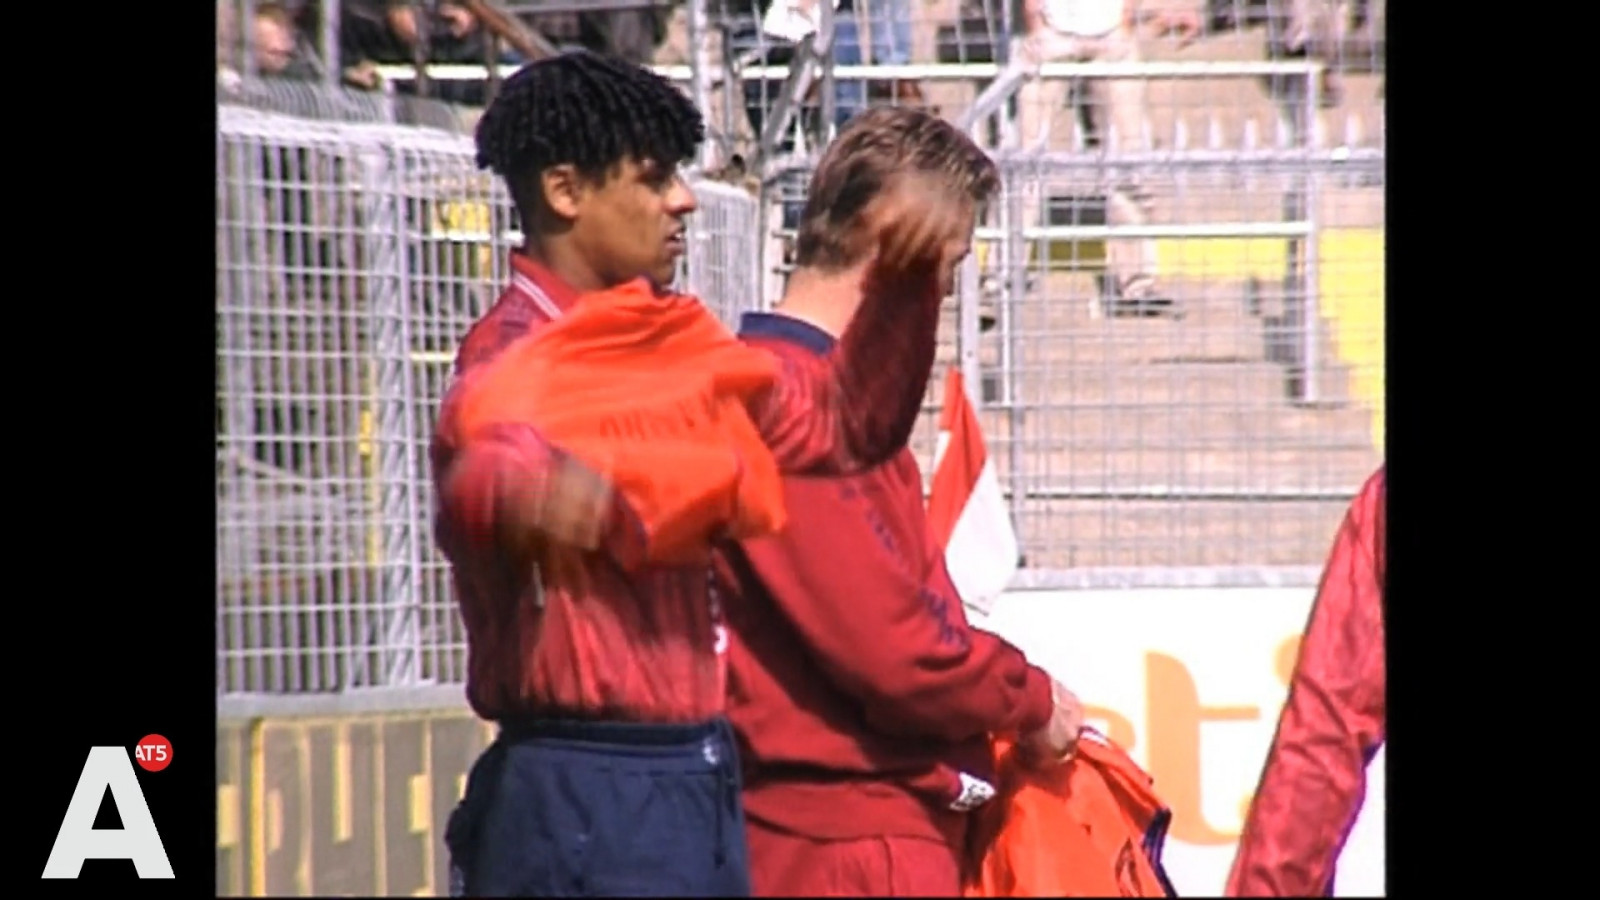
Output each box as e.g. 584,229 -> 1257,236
1018,679 -> 1085,768
511,454 -> 614,552
864,172 -> 973,294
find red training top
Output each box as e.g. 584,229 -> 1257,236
714,312 -> 1055,849
1226,465 -> 1386,896
447,279 -> 791,566
431,254 -> 944,724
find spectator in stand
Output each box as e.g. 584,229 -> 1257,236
966,0 -> 1200,318
746,0 -> 926,138
1205,1 -> 1356,109
512,3 -> 673,63
430,1 -> 528,104
341,0 -> 525,105
218,0 -> 319,85
340,0 -> 424,88
580,4 -> 675,64
833,0 -> 929,124
253,4 -> 301,76
732,1 -> 931,244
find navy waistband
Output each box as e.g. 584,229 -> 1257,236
498,716 -> 731,748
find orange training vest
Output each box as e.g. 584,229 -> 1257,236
965,729 -> 1178,898
451,279 -> 787,565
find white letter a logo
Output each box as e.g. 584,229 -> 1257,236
42,747 -> 174,879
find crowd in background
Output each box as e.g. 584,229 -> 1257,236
218,1 -> 676,106
218,1 -> 1384,115
218,0 -> 1382,322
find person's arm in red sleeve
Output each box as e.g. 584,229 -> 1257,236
1226,469 -> 1387,897
746,175 -> 959,475
434,420 -> 648,573
748,262 -> 944,475
736,476 -> 1055,742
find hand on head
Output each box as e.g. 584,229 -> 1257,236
863,172 -> 975,296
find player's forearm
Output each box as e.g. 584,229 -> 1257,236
1226,695 -> 1373,896
748,270 -> 941,474
438,424 -> 645,570
814,265 -> 943,471
856,631 -> 1055,742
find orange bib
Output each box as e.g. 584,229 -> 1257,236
965,729 -> 1177,897
451,280 -> 786,565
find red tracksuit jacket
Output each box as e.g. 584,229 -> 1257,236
714,312 -> 1056,850
1227,465 -> 1386,896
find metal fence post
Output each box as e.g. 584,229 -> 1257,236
818,0 -> 836,141
322,0 -> 342,88
957,255 -> 982,397
688,0 -> 716,170
1001,160 -> 1027,530
1300,65 -> 1324,405
1284,64 -> 1324,405
217,124 -> 263,696
359,140 -> 424,689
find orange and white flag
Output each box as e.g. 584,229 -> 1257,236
927,367 -> 1020,617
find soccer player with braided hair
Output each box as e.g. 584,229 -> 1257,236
433,51 -> 967,896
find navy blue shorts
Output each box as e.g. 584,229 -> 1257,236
445,716 -> 751,897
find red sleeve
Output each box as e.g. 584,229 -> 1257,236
1226,470 -> 1386,897
748,267 -> 942,474
737,475 -> 1054,742
435,421 -> 647,572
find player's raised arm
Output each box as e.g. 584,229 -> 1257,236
745,110 -> 998,475
747,186 -> 952,473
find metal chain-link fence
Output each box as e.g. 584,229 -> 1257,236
218,65 -> 1382,701
918,152 -> 1384,575
217,97 -> 759,698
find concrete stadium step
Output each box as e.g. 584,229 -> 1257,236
973,398 -> 1372,446
1011,496 -> 1356,569
968,280 -> 1271,365
989,435 -> 1381,491
990,360 -> 1293,405
1004,318 -> 1267,365
1141,31 -> 1385,151
1022,273 -> 1265,322
959,355 -> 1361,413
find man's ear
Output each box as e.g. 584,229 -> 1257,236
540,164 -> 586,221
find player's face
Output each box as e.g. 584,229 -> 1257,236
577,157 -> 699,290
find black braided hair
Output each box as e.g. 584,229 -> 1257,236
475,50 -> 704,215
